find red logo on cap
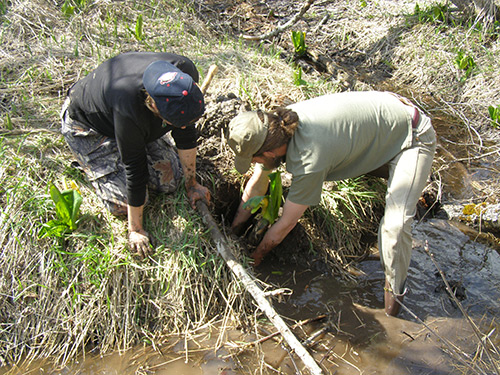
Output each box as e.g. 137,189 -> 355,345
158,72 -> 178,85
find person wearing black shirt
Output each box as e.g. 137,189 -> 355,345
61,51 -> 210,258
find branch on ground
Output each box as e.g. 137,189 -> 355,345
241,0 -> 315,41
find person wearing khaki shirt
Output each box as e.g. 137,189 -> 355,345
228,91 -> 436,316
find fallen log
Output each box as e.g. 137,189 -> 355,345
196,201 -> 323,375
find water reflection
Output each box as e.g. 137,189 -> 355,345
257,218 -> 500,374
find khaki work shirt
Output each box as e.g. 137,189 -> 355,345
285,91 -> 419,206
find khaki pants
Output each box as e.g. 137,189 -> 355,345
379,111 -> 436,294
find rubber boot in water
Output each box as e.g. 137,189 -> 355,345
384,279 -> 404,317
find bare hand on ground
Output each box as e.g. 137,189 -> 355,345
187,182 -> 211,208
128,229 -> 153,259
250,249 -> 266,267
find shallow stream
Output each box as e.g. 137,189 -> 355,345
252,217 -> 500,374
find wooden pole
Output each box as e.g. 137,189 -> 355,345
196,201 -> 323,375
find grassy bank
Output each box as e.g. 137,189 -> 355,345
1,0 -> 499,371
0,0 -> 257,366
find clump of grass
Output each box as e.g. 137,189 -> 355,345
0,136 -> 248,366
413,2 -> 454,25
303,176 -> 386,270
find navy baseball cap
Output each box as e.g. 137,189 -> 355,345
143,60 -> 205,127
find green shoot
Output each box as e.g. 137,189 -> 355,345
293,66 -> 307,86
61,0 -> 75,17
488,105 -> 500,128
135,14 -> 144,41
61,0 -> 87,17
40,182 -> 82,238
455,50 -> 476,80
291,31 -> 307,57
243,171 -> 283,226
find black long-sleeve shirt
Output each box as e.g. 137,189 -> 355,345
67,52 -> 200,206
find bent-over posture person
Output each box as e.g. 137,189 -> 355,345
61,51 -> 210,258
227,91 -> 436,316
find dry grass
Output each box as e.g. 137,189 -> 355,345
0,0 -> 258,369
1,0 -> 500,372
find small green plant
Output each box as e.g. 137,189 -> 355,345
293,66 -> 307,86
455,50 -> 476,80
61,0 -> 87,17
414,3 -> 450,24
244,171 -> 282,226
40,182 -> 82,238
291,30 -> 307,57
135,14 -> 144,41
61,0 -> 74,17
488,105 -> 500,128
243,171 -> 283,244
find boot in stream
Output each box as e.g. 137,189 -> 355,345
384,279 -> 405,317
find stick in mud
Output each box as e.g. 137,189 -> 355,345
200,65 -> 219,95
196,200 -> 324,375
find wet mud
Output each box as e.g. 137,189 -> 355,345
248,218 -> 500,374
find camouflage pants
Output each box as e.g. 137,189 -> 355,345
60,98 -> 183,216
